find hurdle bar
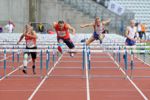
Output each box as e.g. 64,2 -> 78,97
0,49 -> 150,53
0,45 -> 150,50
0,48 -> 53,78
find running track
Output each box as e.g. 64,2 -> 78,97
0,51 -> 150,100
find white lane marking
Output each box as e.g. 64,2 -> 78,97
0,59 -> 32,81
85,50 -> 90,100
108,53 -> 148,100
28,55 -> 63,100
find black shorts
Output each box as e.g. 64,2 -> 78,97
25,46 -> 37,59
57,38 -> 75,49
138,31 -> 143,39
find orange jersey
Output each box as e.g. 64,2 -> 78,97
141,24 -> 146,32
25,35 -> 36,48
54,23 -> 70,39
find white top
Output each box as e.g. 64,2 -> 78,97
127,26 -> 137,39
5,24 -> 14,33
94,23 -> 104,35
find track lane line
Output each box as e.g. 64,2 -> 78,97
134,55 -> 150,66
28,54 -> 63,100
107,53 -> 148,100
85,50 -> 90,100
0,52 -> 40,81
0,52 -> 21,62
0,59 -> 32,81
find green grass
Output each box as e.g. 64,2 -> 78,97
145,42 -> 150,55
136,42 -> 150,54
146,42 -> 150,50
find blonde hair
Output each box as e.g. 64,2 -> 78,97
24,24 -> 34,35
95,17 -> 101,25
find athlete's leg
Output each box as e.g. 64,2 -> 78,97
64,38 -> 75,57
30,47 -> 37,74
99,34 -> 105,44
22,53 -> 28,74
86,35 -> 95,46
57,38 -> 64,54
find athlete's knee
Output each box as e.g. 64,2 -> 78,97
23,53 -> 28,67
58,42 -> 64,47
86,39 -> 91,46
32,58 -> 36,62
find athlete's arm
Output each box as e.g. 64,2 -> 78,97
11,21 -> 15,27
140,39 -> 150,43
80,23 -> 94,28
67,24 -> 76,35
17,33 -> 24,44
53,22 -> 57,28
17,27 -> 27,44
102,19 -> 111,25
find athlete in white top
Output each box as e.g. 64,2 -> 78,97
125,20 -> 139,46
80,17 -> 111,45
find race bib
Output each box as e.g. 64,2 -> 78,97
57,31 -> 66,37
26,40 -> 35,48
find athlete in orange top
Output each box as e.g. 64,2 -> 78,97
17,24 -> 37,74
140,23 -> 147,40
53,20 -> 76,57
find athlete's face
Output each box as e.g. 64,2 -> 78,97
59,23 -> 64,30
96,19 -> 101,26
130,20 -> 135,27
26,24 -> 33,33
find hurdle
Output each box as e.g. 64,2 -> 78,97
0,44 -> 150,79
0,47 -> 56,79
86,46 -> 150,79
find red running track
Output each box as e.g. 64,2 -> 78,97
0,52 -> 150,100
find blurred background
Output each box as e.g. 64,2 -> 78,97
0,0 -> 149,37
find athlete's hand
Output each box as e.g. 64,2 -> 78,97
17,41 -> 20,45
80,25 -> 84,28
130,39 -> 136,42
140,39 -> 147,43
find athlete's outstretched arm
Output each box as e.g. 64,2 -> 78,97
67,24 -> 76,35
139,39 -> 149,43
102,19 -> 111,25
17,28 -> 27,44
80,23 -> 94,28
17,33 -> 25,44
53,22 -> 57,28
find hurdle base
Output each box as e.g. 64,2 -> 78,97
130,76 -> 150,79
5,74 -> 44,78
90,75 -> 126,79
48,75 -> 85,78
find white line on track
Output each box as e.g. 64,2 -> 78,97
108,53 -> 148,100
85,50 -> 90,100
0,59 -> 32,81
28,55 -> 63,100
134,55 -> 150,67
0,52 -> 19,62
0,52 -> 39,81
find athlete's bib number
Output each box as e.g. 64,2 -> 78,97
57,31 -> 66,37
26,40 -> 35,48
